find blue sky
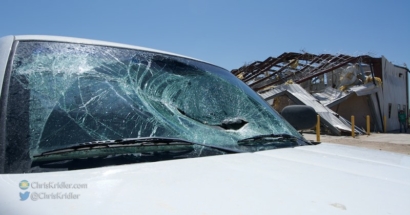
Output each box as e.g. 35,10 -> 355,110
0,0 -> 409,71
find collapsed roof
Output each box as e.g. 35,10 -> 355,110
260,84 -> 366,135
231,52 -> 383,93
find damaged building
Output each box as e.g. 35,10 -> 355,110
231,52 -> 409,135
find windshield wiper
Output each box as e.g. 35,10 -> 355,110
237,133 -> 311,146
33,137 -> 243,163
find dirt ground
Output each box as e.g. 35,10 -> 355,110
302,132 -> 410,155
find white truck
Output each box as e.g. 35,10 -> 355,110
0,35 -> 409,214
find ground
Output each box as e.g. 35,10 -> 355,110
302,132 -> 410,155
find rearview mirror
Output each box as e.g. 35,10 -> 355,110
281,105 -> 317,130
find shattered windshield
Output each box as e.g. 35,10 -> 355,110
2,41 -> 302,173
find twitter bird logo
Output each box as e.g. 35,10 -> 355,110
20,191 -> 30,201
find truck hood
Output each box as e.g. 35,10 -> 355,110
1,143 -> 410,215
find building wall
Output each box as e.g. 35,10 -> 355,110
381,56 -> 408,132
330,94 -> 372,130
272,95 -> 296,112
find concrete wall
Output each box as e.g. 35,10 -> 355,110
272,95 -> 296,112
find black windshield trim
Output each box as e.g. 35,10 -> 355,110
0,39 -> 19,174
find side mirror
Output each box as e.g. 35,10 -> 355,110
281,105 -> 317,130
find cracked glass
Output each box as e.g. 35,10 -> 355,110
2,41 -> 302,172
